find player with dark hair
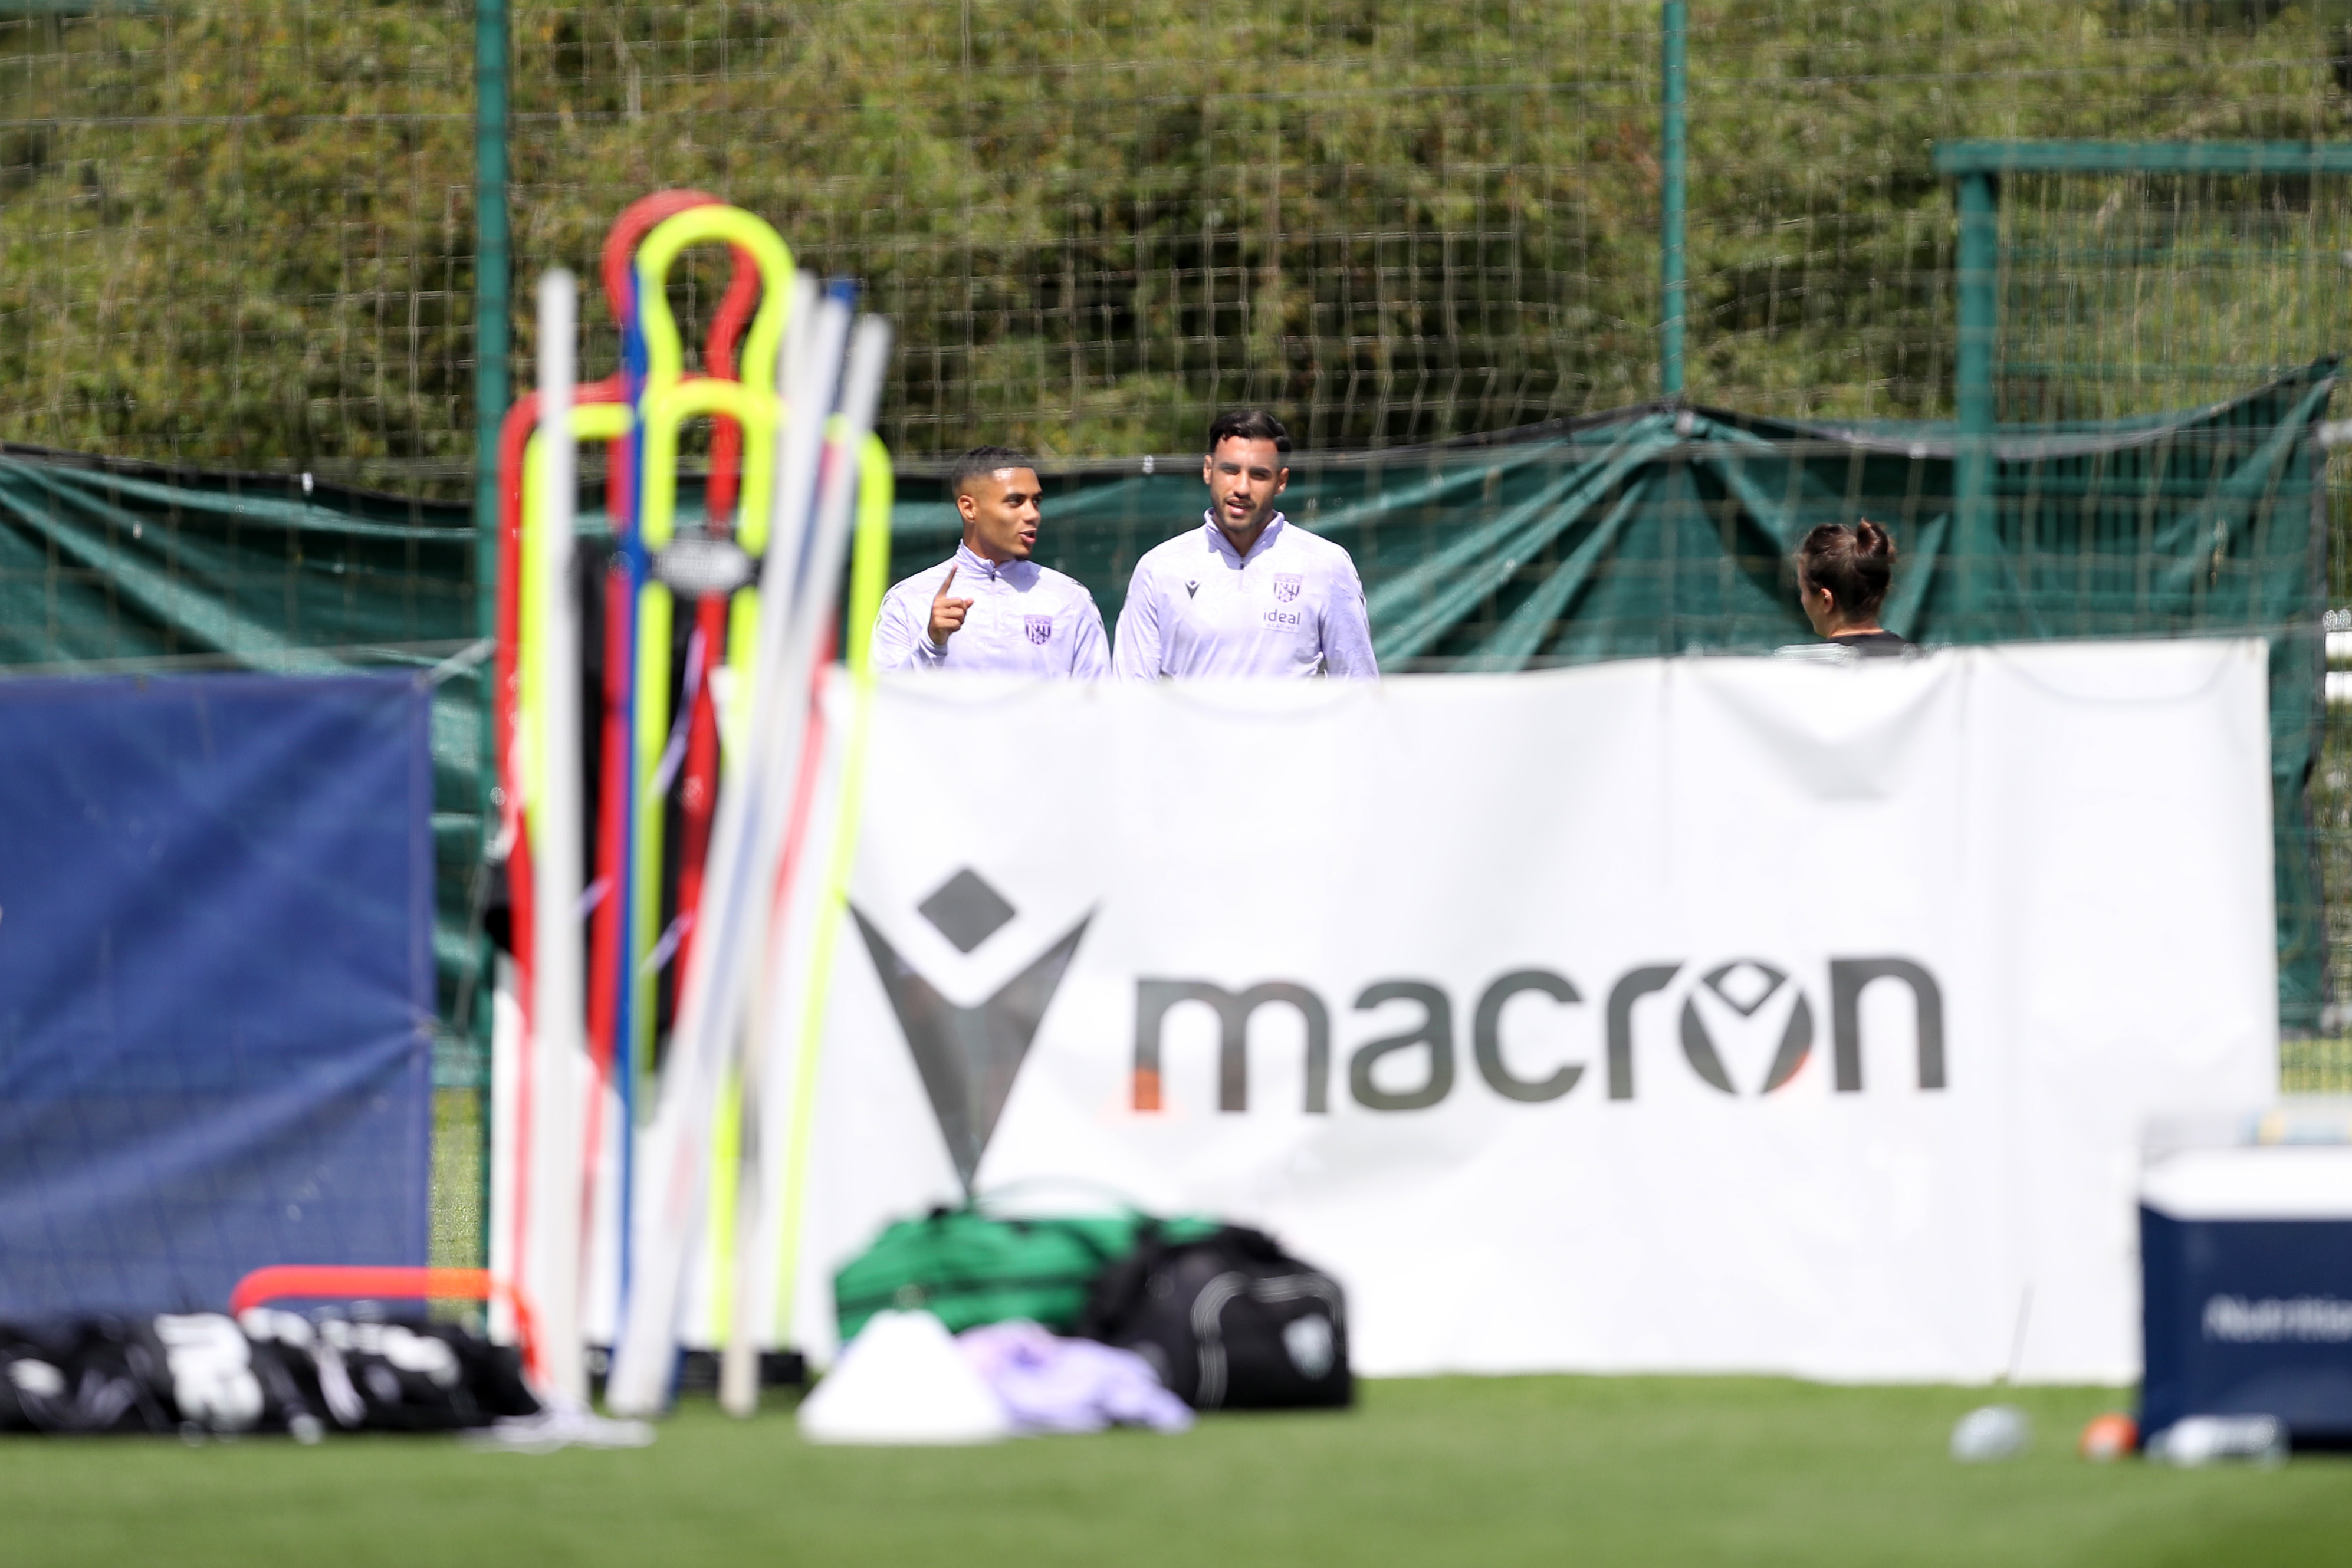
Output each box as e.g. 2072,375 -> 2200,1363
869,446 -> 1109,676
1796,519 -> 1909,656
1111,410 -> 1376,679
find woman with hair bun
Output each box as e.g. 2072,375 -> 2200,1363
1795,519 -> 1910,656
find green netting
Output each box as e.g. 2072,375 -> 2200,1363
0,364 -> 2337,1060
888,361 -> 2338,1025
1996,167 -> 2352,425
8,4 -> 2352,484
0,442 -> 488,1076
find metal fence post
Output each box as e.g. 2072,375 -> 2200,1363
471,0 -> 511,1264
1660,1 -> 1688,400
1954,167 -> 1998,629
473,0 -> 511,741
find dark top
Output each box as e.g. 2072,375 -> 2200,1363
1828,629 -> 1911,659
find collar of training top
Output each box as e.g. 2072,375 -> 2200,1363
952,539 -> 1038,585
1198,510 -> 1287,566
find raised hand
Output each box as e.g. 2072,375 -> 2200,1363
929,564 -> 974,646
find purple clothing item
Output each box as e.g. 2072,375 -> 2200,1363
955,1320 -> 1192,1435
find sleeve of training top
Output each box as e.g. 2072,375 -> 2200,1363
1067,591 -> 1112,679
1320,557 -> 1379,679
868,580 -> 948,672
1111,561 -> 1164,679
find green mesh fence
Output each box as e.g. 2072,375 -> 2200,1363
1998,168 -> 2352,424
5,2 -> 2349,473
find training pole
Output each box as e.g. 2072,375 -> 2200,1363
718,313 -> 894,1416
606,287 -> 860,1419
528,269 -> 590,1407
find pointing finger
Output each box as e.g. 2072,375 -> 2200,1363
934,565 -> 958,600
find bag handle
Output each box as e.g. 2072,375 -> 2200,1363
961,1176 -> 1159,1225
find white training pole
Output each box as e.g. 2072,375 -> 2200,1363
720,312 -> 894,1416
486,953 -> 522,1349
606,285 -> 854,1417
527,269 -> 590,1408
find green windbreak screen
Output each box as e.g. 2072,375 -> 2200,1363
1,360 -> 2335,1056
0,448 -> 486,1073
891,359 -> 2337,1025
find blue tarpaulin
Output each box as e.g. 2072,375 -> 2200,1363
0,673 -> 432,1316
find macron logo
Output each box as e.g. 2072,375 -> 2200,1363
852,868 -> 1090,1193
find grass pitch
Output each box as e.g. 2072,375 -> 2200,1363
381,1094 -> 2352,1564
2,1376 -> 2345,1567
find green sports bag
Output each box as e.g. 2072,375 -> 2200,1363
833,1199 -> 1220,1343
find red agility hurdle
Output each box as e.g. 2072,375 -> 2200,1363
229,1266 -> 543,1386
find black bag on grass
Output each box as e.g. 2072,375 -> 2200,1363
0,1317 -> 182,1434
241,1311 -> 540,1433
1078,1225 -> 1352,1410
0,1313 -> 537,1436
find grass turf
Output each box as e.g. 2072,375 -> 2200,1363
382,1093 -> 2348,1564
2,1377 -> 2346,1567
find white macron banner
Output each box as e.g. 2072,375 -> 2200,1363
760,639 -> 2277,1383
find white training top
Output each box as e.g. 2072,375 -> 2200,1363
869,541 -> 1111,677
1112,514 -> 1377,679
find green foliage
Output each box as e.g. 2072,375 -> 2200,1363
1,1 -> 2349,490
1,2 -> 475,483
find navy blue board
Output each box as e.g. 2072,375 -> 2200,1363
2141,1205 -> 2352,1444
0,674 -> 432,1315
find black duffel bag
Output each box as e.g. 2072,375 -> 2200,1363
0,1312 -> 538,1437
1078,1224 -> 1352,1410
